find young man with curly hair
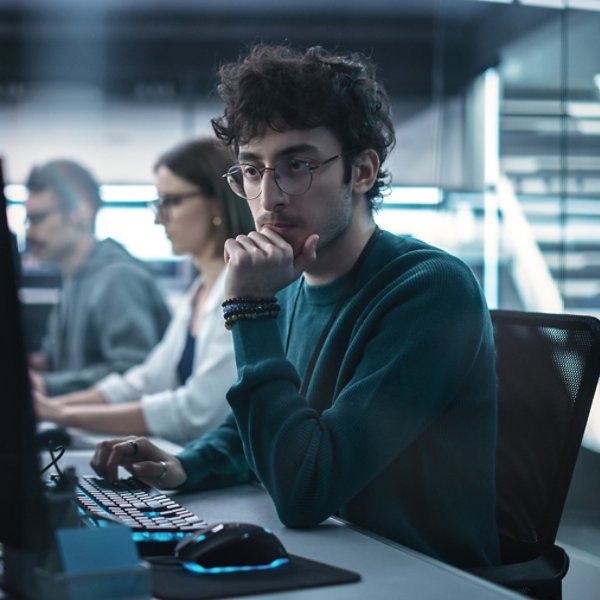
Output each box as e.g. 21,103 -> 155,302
93,44 -> 500,568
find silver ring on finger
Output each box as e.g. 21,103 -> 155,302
128,439 -> 139,456
158,460 -> 168,483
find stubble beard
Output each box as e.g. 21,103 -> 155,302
313,185 -> 354,256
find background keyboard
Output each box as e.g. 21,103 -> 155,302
76,476 -> 207,556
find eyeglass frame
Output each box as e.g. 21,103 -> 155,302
148,189 -> 203,216
24,207 -> 64,228
222,153 -> 343,200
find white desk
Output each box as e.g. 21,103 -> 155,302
37,422 -> 184,455
61,450 -> 523,600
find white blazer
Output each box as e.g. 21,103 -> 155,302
95,269 -> 234,445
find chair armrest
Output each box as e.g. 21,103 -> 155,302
466,544 -> 569,589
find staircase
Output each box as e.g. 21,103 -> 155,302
507,194 -> 600,319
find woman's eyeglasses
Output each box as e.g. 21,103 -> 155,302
148,190 -> 202,216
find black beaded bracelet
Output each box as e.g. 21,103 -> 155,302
222,296 -> 277,308
223,303 -> 279,317
223,302 -> 281,330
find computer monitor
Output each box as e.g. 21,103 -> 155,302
0,158 -> 53,596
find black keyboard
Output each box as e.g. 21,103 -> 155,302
76,476 -> 207,556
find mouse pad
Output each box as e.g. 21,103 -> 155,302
150,554 -> 360,599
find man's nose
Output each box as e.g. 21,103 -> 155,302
260,169 -> 288,211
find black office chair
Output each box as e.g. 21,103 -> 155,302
468,309 -> 600,600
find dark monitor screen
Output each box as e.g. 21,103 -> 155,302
0,158 -> 52,574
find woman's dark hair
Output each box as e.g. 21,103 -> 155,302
154,137 -> 255,242
211,44 -> 396,211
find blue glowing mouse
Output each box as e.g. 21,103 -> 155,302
174,522 -> 290,574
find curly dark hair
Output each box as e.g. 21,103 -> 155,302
211,44 -> 396,211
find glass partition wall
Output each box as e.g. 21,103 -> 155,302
499,8 -> 600,319
378,3 -> 600,319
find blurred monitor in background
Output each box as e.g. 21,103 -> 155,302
9,227 -> 21,284
0,156 -> 54,599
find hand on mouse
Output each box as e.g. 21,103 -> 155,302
90,436 -> 187,489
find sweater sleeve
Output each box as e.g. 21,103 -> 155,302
176,412 -> 255,491
225,257 -> 492,528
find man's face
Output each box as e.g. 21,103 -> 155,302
237,126 -> 354,258
25,190 -> 76,264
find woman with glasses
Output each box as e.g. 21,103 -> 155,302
34,137 -> 255,445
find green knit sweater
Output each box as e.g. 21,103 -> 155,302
178,229 -> 500,568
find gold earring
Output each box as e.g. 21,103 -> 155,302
212,215 -> 223,227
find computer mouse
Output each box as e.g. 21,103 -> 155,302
174,522 -> 290,574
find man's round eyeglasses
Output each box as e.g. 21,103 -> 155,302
222,154 -> 342,201
148,190 -> 201,216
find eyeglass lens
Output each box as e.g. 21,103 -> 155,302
226,155 -> 341,200
228,161 -> 313,200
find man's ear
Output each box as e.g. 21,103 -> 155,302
67,201 -> 95,232
351,149 -> 380,195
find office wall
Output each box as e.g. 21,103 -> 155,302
0,90 -> 465,187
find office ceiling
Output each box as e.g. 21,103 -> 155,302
3,0 -> 487,18
1,1 -> 596,100
0,0 -> 554,97
1,0 -> 598,195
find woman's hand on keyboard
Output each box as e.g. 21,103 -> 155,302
90,436 -> 187,489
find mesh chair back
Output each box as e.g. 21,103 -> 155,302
491,310 -> 600,564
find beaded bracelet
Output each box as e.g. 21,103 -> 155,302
224,306 -> 281,330
223,303 -> 281,318
222,296 -> 277,307
222,297 -> 281,330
